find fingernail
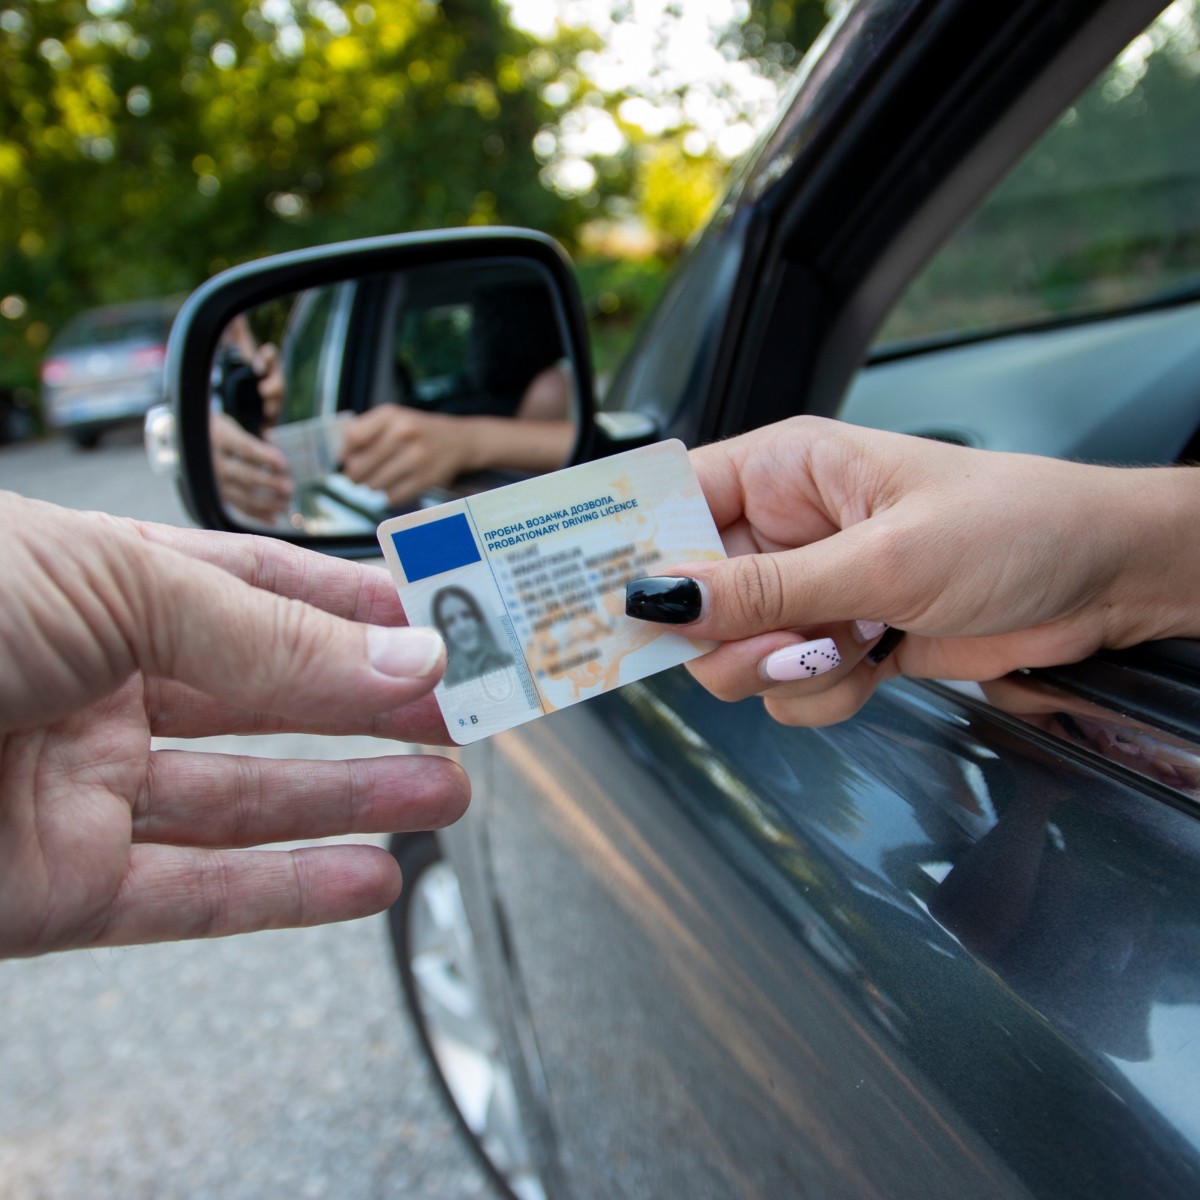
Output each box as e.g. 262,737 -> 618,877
367,626 -> 444,678
866,626 -> 906,665
762,638 -> 841,682
852,620 -> 888,644
625,576 -> 703,625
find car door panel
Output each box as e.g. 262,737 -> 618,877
480,693 -> 1024,1199
479,664 -> 1200,1199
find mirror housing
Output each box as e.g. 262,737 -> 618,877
167,228 -> 602,556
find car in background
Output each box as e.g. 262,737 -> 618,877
163,0 -> 1200,1196
41,297 -> 180,448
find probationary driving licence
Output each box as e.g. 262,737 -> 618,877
377,439 -> 725,744
266,411 -> 354,488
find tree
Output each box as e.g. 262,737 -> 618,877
0,0 -> 835,395
0,0 -> 581,390
526,0 -> 831,254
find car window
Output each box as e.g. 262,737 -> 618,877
873,0 -> 1200,352
54,308 -> 173,351
279,283 -> 353,423
603,219 -> 745,434
394,302 -> 473,406
840,2 -> 1200,467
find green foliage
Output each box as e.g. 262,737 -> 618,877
531,0 -> 831,264
626,143 -> 724,256
574,254 -> 669,384
0,0 -> 835,401
0,0 -> 582,391
721,0 -> 830,79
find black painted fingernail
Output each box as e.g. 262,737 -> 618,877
866,626 -> 906,665
625,576 -> 702,625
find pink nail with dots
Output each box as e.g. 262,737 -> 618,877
762,638 -> 842,682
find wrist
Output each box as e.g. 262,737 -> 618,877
1100,466 -> 1200,648
455,416 -> 491,474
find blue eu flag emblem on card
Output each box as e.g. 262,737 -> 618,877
391,513 -> 481,582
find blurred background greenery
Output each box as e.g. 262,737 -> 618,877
879,1 -> 1200,350
0,0 -> 832,427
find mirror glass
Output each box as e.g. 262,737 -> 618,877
209,259 -> 578,534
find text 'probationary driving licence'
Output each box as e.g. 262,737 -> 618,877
376,439 -> 725,744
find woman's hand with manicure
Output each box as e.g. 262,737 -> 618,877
624,417 -> 1200,727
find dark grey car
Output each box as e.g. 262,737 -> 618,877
165,0 -> 1200,1195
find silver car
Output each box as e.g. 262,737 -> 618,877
40,298 -> 179,448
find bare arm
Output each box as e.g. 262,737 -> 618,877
624,416 -> 1200,727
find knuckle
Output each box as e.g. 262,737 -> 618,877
243,595 -> 330,707
686,647 -> 759,704
853,518 -> 907,574
729,555 -> 788,630
193,851 -> 233,938
343,759 -> 368,828
275,595 -> 325,661
230,758 -> 263,846
764,676 -> 873,729
289,852 -> 311,928
705,673 -> 747,704
853,518 -> 940,624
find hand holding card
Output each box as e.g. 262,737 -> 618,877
377,440 -> 725,743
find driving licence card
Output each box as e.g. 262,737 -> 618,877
266,412 -> 354,487
377,439 -> 725,744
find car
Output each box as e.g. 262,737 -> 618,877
41,297 -> 180,448
161,0 -> 1200,1196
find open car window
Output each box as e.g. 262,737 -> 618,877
839,1 -> 1200,467
873,0 -> 1200,354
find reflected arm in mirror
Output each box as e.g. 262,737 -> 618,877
340,400 -> 575,508
516,361 -> 573,421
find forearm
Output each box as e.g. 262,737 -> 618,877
1101,465 -> 1200,648
629,417 -> 1200,729
458,417 -> 574,476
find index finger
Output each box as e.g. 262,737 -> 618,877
132,522 -> 406,627
690,437 -> 752,530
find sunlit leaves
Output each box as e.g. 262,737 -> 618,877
636,141 -> 724,253
0,0 -> 835,393
518,0 -> 828,251
0,0 -> 581,390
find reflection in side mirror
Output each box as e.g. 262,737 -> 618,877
207,258 -> 580,536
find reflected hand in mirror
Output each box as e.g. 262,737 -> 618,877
211,411 -> 293,523
209,260 -> 578,534
217,312 -> 285,436
339,371 -> 574,506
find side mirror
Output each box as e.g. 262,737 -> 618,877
165,228 -> 651,556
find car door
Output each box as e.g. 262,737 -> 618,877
469,0 -> 1200,1196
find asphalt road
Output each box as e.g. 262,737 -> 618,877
0,429 -> 493,1200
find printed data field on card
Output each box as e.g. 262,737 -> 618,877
378,440 -> 725,743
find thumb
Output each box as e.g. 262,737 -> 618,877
628,523 -> 889,641
131,538 -> 445,724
